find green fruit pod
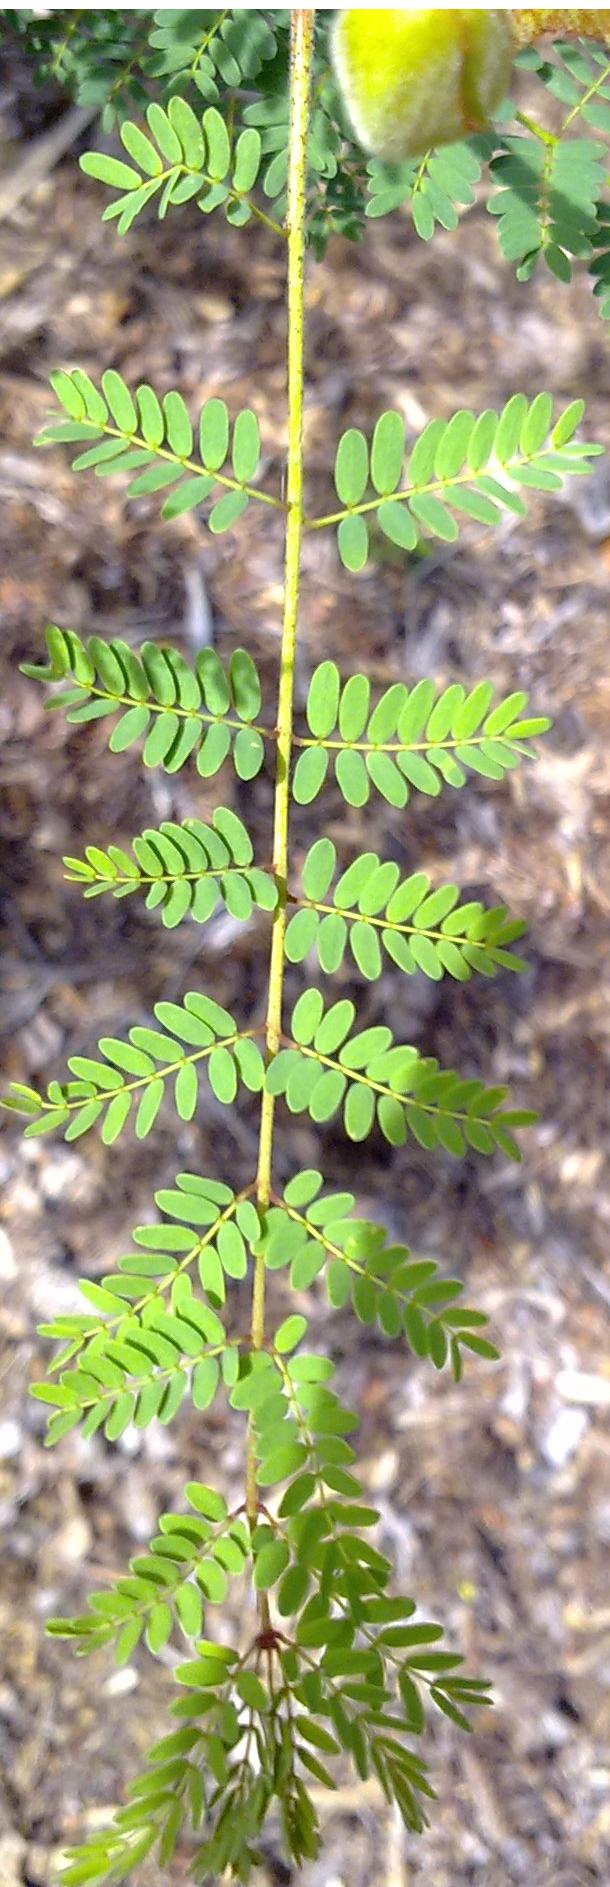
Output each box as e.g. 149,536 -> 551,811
332,8 -> 514,163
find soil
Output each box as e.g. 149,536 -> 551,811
1,44 -> 609,1887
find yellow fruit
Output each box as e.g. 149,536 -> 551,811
332,9 -> 515,163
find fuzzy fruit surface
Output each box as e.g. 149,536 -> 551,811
332,9 -> 514,163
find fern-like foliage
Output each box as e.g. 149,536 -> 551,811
81,97 -> 274,233
292,661 -> 552,808
47,1483 -> 251,1652
267,989 -> 534,1158
4,12 -> 607,1883
322,394 -> 601,572
262,1169 -> 498,1376
53,1471 -> 490,1877
4,8 -> 284,127
6,993 -> 264,1144
42,1301 -> 493,1874
6,373 -> 580,1887
22,624 -> 269,779
12,10 -> 610,315
36,367 -> 273,529
287,840 -> 526,983
32,1165 -> 492,1452
3,9 -> 154,120
365,137 -> 492,238
36,375 -> 601,575
494,37 -> 610,293
65,810 -> 277,929
362,34 -> 610,313
144,8 -> 283,107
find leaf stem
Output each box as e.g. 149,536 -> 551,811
288,893 -> 522,958
132,161 -> 286,238
189,8 -> 231,80
302,447 -> 546,530
246,10 -> 314,1566
47,674 -> 277,743
37,418 -> 285,509
70,865 -> 277,890
290,731 -> 533,754
281,1034 -> 516,1131
562,57 -> 610,132
33,1027 -> 262,1115
48,1189 -> 256,1359
50,8 -> 84,77
515,108 -> 557,146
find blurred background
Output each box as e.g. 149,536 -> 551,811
1,22 -> 610,1887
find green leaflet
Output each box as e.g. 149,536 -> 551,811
260,1171 -> 497,1375
334,428 -> 369,505
36,367 -> 268,528
80,94 -> 265,234
291,664 -> 551,805
288,845 -> 526,983
266,990 -> 535,1162
65,809 -> 277,931
321,394 -> 600,571
22,626 -> 268,783
8,995 -> 264,1148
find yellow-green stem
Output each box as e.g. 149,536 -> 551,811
246,10 -> 314,1555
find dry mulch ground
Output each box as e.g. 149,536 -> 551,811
1,50 -> 610,1887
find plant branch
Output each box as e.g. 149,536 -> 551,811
246,9 -> 314,1600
